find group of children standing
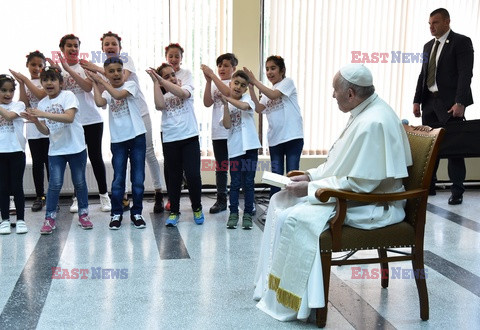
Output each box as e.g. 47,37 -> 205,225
0,31 -> 304,235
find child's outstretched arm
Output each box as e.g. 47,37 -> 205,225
146,70 -> 166,110
0,105 -> 21,121
80,59 -> 104,75
248,84 -> 265,113
201,64 -> 231,104
86,72 -> 108,107
243,67 -> 282,100
55,52 -> 93,93
86,71 -> 129,101
201,65 -> 214,107
9,69 -> 47,102
21,109 -> 49,135
148,68 -> 190,99
27,107 -> 76,124
224,96 -> 250,111
221,96 -> 232,129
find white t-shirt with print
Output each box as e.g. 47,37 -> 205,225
26,78 -> 48,140
102,81 -> 146,143
161,85 -> 199,143
210,80 -> 230,140
123,55 -> 149,117
221,94 -> 261,158
62,63 -> 103,126
37,91 -> 85,156
176,68 -> 194,89
0,101 -> 26,152
259,77 -> 303,147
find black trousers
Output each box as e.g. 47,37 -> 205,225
212,139 -> 228,196
28,138 -> 49,197
0,152 -> 25,220
83,123 -> 108,194
422,94 -> 465,197
163,136 -> 202,213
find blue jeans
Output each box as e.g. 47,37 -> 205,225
229,149 -> 258,214
269,138 -> 304,196
111,134 -> 146,216
46,149 -> 88,219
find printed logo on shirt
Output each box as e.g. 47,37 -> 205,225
25,88 -> 40,109
264,97 -> 283,114
213,89 -> 224,107
229,108 -> 243,133
0,116 -> 14,133
45,103 -> 67,132
109,98 -> 130,119
63,74 -> 83,95
165,95 -> 189,117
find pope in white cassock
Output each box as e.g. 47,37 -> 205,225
253,64 -> 413,321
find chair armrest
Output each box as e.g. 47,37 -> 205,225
316,187 -> 427,251
315,188 -> 427,203
287,170 -> 305,177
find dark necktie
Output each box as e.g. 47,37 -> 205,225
427,40 -> 440,87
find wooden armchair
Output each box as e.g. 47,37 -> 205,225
290,125 -> 444,328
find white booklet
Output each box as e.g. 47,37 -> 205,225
261,171 -> 292,188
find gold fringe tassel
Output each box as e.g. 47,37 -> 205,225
268,273 -> 280,291
276,287 -> 302,312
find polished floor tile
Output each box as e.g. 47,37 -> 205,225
0,190 -> 479,329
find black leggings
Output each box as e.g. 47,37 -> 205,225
0,152 -> 25,220
163,136 -> 202,213
83,123 -> 108,194
28,138 -> 49,197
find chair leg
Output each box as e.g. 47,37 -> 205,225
412,248 -> 429,320
316,252 -> 332,328
378,248 -> 389,288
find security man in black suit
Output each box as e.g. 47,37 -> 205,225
413,8 -> 474,205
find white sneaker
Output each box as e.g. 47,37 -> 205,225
70,197 -> 78,213
0,221 -> 11,235
99,193 -> 111,212
16,220 -> 28,234
9,196 -> 16,215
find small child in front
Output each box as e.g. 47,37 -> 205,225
88,57 -> 147,230
221,70 -> 261,229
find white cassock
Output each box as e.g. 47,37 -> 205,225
253,93 -> 413,321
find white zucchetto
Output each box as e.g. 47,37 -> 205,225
340,64 -> 373,87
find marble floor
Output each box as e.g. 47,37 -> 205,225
0,188 -> 479,329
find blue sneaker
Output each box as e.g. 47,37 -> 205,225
193,208 -> 204,225
166,212 -> 179,227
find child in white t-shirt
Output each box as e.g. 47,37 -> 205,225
0,74 -> 27,234
220,70 -> 261,230
51,34 -> 110,213
9,51 -> 49,212
244,55 -> 304,197
22,67 -> 92,234
147,63 -> 204,227
88,57 -> 147,230
201,53 -> 238,214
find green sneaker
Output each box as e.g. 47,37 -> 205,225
242,213 -> 253,229
226,213 -> 239,229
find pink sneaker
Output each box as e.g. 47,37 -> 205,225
78,214 -> 93,229
40,218 -> 56,235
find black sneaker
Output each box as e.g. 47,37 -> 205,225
153,191 -> 164,213
31,196 -> 46,212
109,214 -> 122,230
131,214 -> 146,229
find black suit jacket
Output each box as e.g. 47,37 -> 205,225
413,30 -> 474,123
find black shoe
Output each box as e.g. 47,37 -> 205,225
130,214 -> 146,229
153,191 -> 164,213
209,194 -> 227,214
31,196 -> 46,212
428,188 -> 436,196
448,195 -> 463,205
109,214 -> 123,230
